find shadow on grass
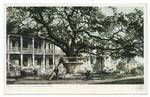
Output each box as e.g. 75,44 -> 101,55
92,78 -> 144,84
90,73 -> 136,79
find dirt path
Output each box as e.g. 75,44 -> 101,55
7,75 -> 144,84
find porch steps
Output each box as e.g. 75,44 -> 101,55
6,60 -> 21,77
6,60 -> 17,67
46,62 -> 63,80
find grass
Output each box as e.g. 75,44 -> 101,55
94,78 -> 144,84
90,73 -> 135,79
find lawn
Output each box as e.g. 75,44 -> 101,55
90,73 -> 135,79
94,78 -> 144,84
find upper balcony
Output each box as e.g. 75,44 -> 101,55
8,47 -> 57,54
7,34 -> 64,55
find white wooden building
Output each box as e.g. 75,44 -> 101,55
6,34 -> 96,77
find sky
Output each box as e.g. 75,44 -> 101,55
102,6 -> 144,16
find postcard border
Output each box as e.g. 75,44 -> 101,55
4,3 -> 148,95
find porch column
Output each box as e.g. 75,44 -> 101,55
10,36 -> 12,51
43,55 -> 45,70
53,44 -> 55,69
32,37 -> 35,67
86,56 -> 88,69
94,56 -> 96,64
43,40 -> 45,70
20,36 -> 23,68
7,35 -> 10,72
89,55 -> 91,65
32,54 -> 35,68
21,54 -> 23,67
53,44 -> 55,53
7,54 -> 10,72
53,55 -> 55,69
20,36 -> 23,52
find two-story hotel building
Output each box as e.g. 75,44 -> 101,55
6,34 -> 96,77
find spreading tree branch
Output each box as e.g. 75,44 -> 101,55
78,26 -> 124,41
31,15 -> 70,51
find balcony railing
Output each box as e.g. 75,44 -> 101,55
34,48 -> 43,53
45,49 -> 53,54
9,47 -> 21,52
23,48 -> 33,53
8,47 -> 65,55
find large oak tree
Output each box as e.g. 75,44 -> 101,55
6,6 -> 144,60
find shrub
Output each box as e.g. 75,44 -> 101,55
131,66 -> 144,75
93,62 -> 101,73
116,62 -> 126,71
131,68 -> 136,75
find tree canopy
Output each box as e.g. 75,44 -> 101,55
6,6 -> 144,59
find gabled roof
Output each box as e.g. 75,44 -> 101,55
128,59 -> 140,64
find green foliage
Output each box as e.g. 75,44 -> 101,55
137,66 -> 144,72
23,62 -> 28,66
94,78 -> 144,84
131,66 -> 144,75
116,61 -> 126,71
90,73 -> 135,79
93,62 -> 101,72
131,68 -> 136,75
6,7 -> 144,58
